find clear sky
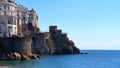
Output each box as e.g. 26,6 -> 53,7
16,0 -> 120,50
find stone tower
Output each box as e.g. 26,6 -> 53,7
28,8 -> 39,34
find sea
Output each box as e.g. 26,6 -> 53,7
0,50 -> 120,68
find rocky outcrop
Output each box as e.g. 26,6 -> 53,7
49,26 -> 80,55
0,26 -> 80,60
0,52 -> 40,60
32,26 -> 80,55
32,33 -> 55,55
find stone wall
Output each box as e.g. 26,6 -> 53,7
0,37 -> 32,55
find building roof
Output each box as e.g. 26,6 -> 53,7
30,8 -> 36,14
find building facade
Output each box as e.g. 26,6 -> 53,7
0,0 -> 39,37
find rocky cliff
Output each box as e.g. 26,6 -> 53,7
32,26 -> 80,55
32,33 -> 55,55
0,26 -> 80,60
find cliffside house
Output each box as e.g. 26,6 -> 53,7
0,0 -> 39,37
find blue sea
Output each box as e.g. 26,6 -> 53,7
0,50 -> 120,68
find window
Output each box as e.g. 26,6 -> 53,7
14,18 -> 16,25
0,26 -> 2,32
2,21 -> 4,24
8,26 -> 13,32
4,11 -> 6,15
8,6 -> 10,10
8,17 -> 13,24
23,17 -> 25,21
0,7 -> 2,10
4,5 -> 6,9
17,19 -> 19,23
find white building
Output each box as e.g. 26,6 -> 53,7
0,0 -> 39,37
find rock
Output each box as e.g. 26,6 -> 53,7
53,41 -> 80,55
64,46 -> 74,54
0,25 -> 81,60
73,47 -> 80,54
54,48 -> 63,55
13,52 -> 21,60
21,54 -> 30,60
32,26 -> 80,55
32,33 -> 55,55
0,52 -> 40,60
7,52 -> 21,60
85,52 -> 88,54
0,54 -> 9,60
80,53 -> 84,54
28,54 -> 40,59
8,53 -> 15,60
36,55 -> 41,58
49,26 -> 80,55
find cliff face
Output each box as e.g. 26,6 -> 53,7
0,26 -> 80,60
32,26 -> 80,55
32,33 -> 55,55
49,26 -> 80,54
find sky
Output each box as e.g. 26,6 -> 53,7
16,0 -> 120,50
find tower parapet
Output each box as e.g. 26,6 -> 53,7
49,26 -> 57,32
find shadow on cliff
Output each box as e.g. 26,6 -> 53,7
0,41 -> 5,53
